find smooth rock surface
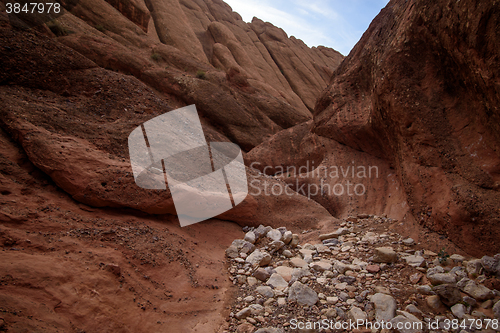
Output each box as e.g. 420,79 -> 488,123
371,293 -> 397,322
288,281 -> 319,306
373,247 -> 397,263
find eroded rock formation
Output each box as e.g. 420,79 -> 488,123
0,0 -> 342,230
248,0 -> 500,256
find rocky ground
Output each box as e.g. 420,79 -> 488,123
223,216 -> 500,333
0,192 -> 241,332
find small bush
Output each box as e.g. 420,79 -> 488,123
47,20 -> 73,36
196,70 -> 206,79
95,24 -> 105,32
438,248 -> 450,264
151,52 -> 161,61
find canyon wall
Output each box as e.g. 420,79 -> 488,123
248,0 -> 500,256
0,0 -> 343,230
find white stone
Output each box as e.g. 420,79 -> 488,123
315,244 -> 331,253
290,257 -> 308,268
404,255 -> 426,267
235,307 -> 252,319
247,276 -> 258,286
352,258 -> 368,269
288,281 -> 318,306
244,231 -> 256,244
362,232 -> 379,243
373,247 -> 397,263
416,285 -> 435,295
347,306 -> 367,322
451,303 -> 467,319
334,261 -> 350,274
266,273 -> 289,290
282,231 -> 293,244
450,254 -> 465,262
327,296 -> 338,304
335,282 -> 348,290
390,315 -> 422,333
267,229 -> 282,242
427,273 -> 456,285
405,304 -> 422,315
402,238 -> 415,245
246,249 -> 272,266
299,249 -> 315,258
466,259 -> 483,276
268,240 -> 284,252
462,280 -> 494,301
371,293 -> 397,322
310,260 -> 332,271
248,304 -> 264,316
316,277 -> 327,285
244,296 -> 255,302
275,266 -> 294,282
256,286 -> 274,298
319,228 -> 350,240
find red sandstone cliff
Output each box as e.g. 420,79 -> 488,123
0,0 -> 343,229
248,0 -> 500,257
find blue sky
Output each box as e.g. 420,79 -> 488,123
224,0 -> 390,56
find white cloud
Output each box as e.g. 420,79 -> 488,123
223,0 -> 387,55
225,0 -> 307,32
224,0 -> 337,48
292,0 -> 340,20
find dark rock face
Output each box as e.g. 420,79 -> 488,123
249,0 -> 500,256
318,0 -> 500,256
105,0 -> 150,32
